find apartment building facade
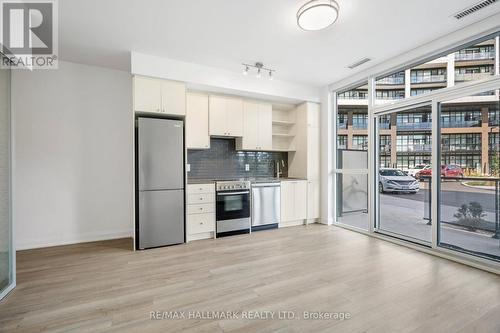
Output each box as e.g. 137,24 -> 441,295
338,37 -> 500,175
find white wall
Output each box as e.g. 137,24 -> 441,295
12,61 -> 133,250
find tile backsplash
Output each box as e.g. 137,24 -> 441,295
187,138 -> 288,180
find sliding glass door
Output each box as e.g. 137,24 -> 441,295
0,65 -> 13,300
376,104 -> 433,244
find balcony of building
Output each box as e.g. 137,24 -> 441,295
441,120 -> 482,128
376,76 -> 405,85
397,144 -> 433,152
410,75 -> 447,84
455,72 -> 494,82
455,51 -> 495,61
396,122 -> 433,130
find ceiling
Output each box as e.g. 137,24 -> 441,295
59,0 -> 500,87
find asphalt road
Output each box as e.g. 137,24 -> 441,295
382,180 -> 497,211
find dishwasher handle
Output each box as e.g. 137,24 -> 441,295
252,183 -> 281,187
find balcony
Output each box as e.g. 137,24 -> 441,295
353,123 -> 368,130
441,120 -> 481,128
442,145 -> 481,152
396,122 -> 432,130
455,72 -> 493,82
337,121 -> 348,129
411,75 -> 446,84
338,94 -> 367,100
376,76 -> 404,85
455,51 -> 495,61
380,145 -> 391,153
398,144 -> 432,152
379,122 -> 391,129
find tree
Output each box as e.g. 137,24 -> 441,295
453,202 -> 486,232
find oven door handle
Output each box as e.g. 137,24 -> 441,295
217,191 -> 250,196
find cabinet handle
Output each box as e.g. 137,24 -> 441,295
199,208 -> 203,211
199,222 -> 204,225
199,198 -> 203,200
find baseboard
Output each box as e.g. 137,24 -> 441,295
319,218 -> 334,225
16,229 -> 133,251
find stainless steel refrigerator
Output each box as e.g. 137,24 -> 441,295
136,117 -> 185,249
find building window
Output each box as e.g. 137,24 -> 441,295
396,155 -> 431,169
396,112 -> 432,130
337,112 -> 348,129
411,88 -> 436,96
338,89 -> 368,100
397,134 -> 432,152
376,71 -> 405,85
410,68 -> 446,84
455,44 -> 495,61
337,135 -> 347,149
352,135 -> 368,150
441,133 -> 481,152
379,135 -> 391,153
352,113 -> 368,129
442,154 -> 481,170
375,90 -> 405,100
441,109 -> 482,128
380,155 -> 391,168
489,109 -> 499,126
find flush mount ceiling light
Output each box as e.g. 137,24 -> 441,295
242,62 -> 275,80
297,0 -> 340,31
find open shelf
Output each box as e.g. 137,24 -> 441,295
272,120 -> 295,126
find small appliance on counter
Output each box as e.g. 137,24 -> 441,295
251,181 -> 281,231
216,180 -> 251,237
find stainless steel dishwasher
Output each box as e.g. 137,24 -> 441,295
251,182 -> 280,231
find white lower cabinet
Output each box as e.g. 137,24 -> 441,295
280,180 -> 307,226
307,180 -> 320,221
187,184 -> 216,241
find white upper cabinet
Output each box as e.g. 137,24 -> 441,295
186,92 -> 210,149
161,80 -> 186,116
209,95 -> 243,137
236,101 -> 272,151
133,76 -> 186,116
133,76 -> 162,113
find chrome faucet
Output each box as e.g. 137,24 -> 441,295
275,159 -> 284,178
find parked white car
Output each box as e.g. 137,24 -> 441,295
406,164 -> 431,178
379,168 -> 420,194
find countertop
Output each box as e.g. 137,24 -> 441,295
187,177 -> 306,185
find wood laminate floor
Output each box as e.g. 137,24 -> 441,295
1,224 -> 500,333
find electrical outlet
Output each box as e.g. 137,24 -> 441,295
187,164 -> 191,172
245,164 -> 250,172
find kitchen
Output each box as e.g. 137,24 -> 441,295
133,75 -> 320,249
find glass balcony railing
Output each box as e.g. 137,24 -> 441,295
397,144 -> 432,152
337,122 -> 347,129
353,123 -> 368,130
441,120 -> 481,128
455,51 -> 495,61
455,72 -> 493,81
379,122 -> 391,129
376,94 -> 405,100
396,122 -> 432,130
338,94 -> 368,100
441,145 -> 481,152
490,119 -> 499,126
376,77 -> 405,85
411,75 -> 447,84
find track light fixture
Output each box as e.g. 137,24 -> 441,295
242,62 -> 275,80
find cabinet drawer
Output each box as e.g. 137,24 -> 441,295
188,193 -> 215,204
187,203 -> 214,215
187,213 -> 215,235
187,183 -> 215,194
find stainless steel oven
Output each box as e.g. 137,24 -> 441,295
216,181 -> 251,237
